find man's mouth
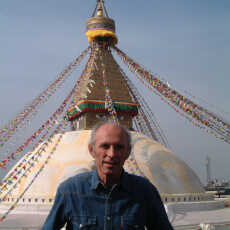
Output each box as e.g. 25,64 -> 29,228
104,161 -> 117,166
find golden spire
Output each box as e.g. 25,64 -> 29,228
86,0 -> 118,45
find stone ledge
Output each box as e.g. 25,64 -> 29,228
165,200 -> 225,213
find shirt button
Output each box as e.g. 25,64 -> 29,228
135,225 -> 138,228
107,216 -> 110,220
79,224 -> 82,227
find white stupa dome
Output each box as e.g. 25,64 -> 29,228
3,130 -> 205,199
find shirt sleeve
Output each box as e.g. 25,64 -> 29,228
147,184 -> 174,230
42,185 -> 67,230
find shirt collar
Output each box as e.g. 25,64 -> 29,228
91,167 -> 131,192
91,167 -> 101,190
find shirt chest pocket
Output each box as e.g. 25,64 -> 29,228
69,215 -> 97,230
121,216 -> 146,230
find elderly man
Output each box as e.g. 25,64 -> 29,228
42,120 -> 174,229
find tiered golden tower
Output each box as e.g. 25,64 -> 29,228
68,0 -> 138,130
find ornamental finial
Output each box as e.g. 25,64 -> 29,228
86,0 -> 118,45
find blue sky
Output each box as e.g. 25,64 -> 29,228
0,0 -> 230,184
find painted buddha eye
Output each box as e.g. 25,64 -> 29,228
96,114 -> 107,119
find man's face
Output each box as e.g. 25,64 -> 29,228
88,123 -> 130,183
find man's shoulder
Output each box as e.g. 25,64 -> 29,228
125,171 -> 148,182
124,172 -> 160,200
60,171 -> 93,188
125,172 -> 155,189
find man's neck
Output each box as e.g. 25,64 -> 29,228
99,173 -> 122,190
103,176 -> 118,190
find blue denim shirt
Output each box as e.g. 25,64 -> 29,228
42,168 -> 173,230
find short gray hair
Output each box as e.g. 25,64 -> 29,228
89,119 -> 132,153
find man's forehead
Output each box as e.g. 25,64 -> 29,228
94,123 -> 127,140
97,123 -> 123,133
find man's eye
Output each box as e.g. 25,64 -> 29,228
115,145 -> 125,150
101,144 -> 109,149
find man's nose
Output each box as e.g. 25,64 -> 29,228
107,146 -> 116,157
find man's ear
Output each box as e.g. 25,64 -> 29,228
88,144 -> 95,158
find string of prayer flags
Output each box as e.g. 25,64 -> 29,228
0,47 -> 90,150
0,56 -> 92,169
127,156 -> 146,178
0,44 -> 99,199
68,43 -> 99,110
145,68 -> 230,116
112,45 -> 230,144
118,64 -> 170,148
0,123 -> 67,222
0,63 -> 88,210
0,48 -> 94,215
95,44 -> 118,121
0,122 -> 64,202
